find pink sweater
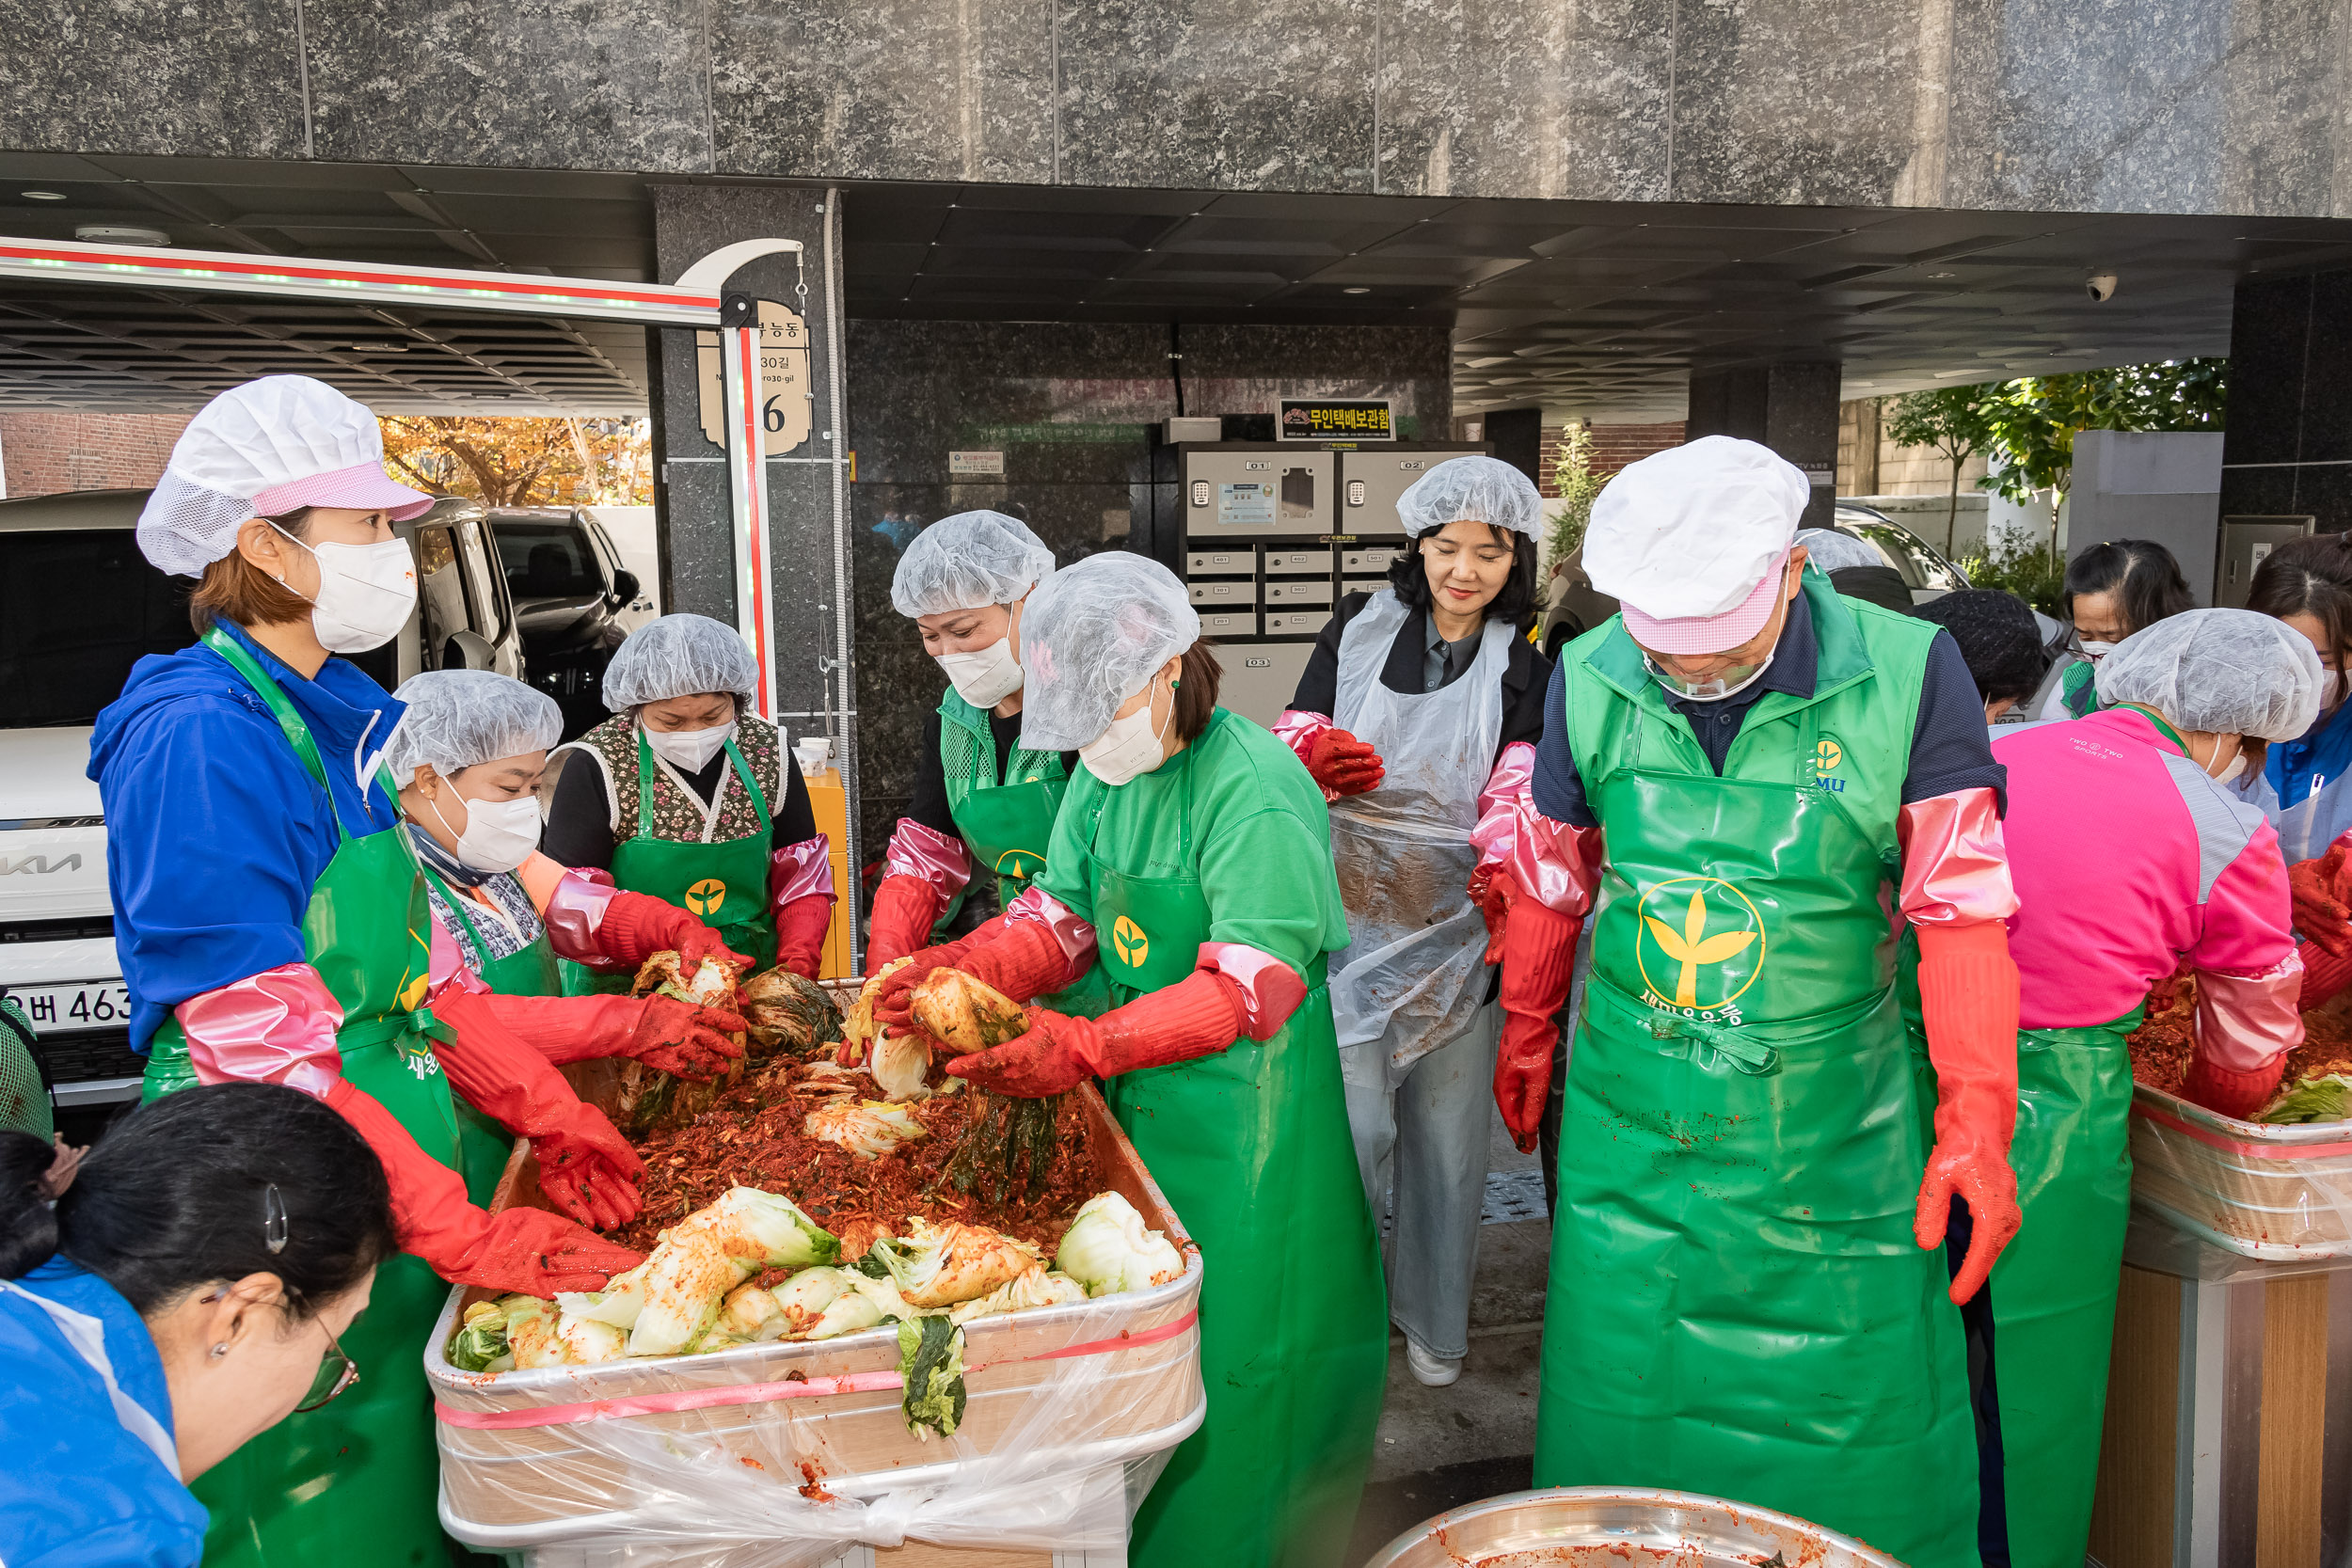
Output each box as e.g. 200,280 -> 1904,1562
1997,707 -> 2294,1039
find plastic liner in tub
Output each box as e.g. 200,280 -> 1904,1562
429,1080 -> 1204,1562
1360,1487 -> 1906,1568
2129,1079 -> 2352,1259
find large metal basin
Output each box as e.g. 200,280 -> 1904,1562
1361,1487 -> 1908,1568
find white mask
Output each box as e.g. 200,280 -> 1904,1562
644,721 -> 736,773
270,523 -> 419,655
1644,648 -> 1776,705
2079,639 -> 2120,662
936,638 -> 1025,708
2208,737 -> 2249,786
428,789 -> 542,874
1080,678 -> 1174,786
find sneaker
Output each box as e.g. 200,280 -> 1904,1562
1405,1339 -> 1461,1386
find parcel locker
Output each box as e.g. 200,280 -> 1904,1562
1338,449 -> 1486,539
1184,450 -> 1333,543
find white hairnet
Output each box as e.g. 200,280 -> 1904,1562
2094,609 -> 2325,742
890,510 -> 1057,616
136,375 -> 433,577
1017,552 -> 1200,751
382,671 -> 563,780
1396,455 -> 1543,539
603,613 -> 760,711
1795,528 -> 1885,574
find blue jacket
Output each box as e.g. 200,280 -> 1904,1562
88,622 -> 405,1051
0,1258 -> 208,1568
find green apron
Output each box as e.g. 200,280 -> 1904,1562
938,691 -> 1111,1016
561,731 -> 775,995
1534,584 -> 1977,1568
2060,658 -> 2103,719
1085,768 -> 1387,1568
143,628 -> 459,1568
1900,934 -> 2137,1568
424,863 -> 561,1202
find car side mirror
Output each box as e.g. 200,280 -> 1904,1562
444,628 -> 497,671
611,568 -> 640,605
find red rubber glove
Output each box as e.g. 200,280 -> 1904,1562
468,991 -> 748,1081
877,918 -> 1077,1037
431,990 -> 644,1231
773,895 -> 834,979
1912,920 -> 2023,1305
1473,864 -> 1519,965
866,875 -> 946,972
1495,895 -> 1578,1153
2302,941 -> 2352,1011
947,969 -> 1248,1098
1306,727 -> 1384,797
2182,1053 -> 2289,1120
321,1078 -> 643,1293
2289,845 -> 2352,958
595,889 -> 754,975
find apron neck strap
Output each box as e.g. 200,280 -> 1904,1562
202,626 -> 349,842
633,728 -> 774,839
420,860 -> 491,958
2118,703 -> 2195,756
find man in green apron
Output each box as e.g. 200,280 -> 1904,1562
874,552 -> 1387,1568
866,510 -> 1099,990
1483,437 -> 2025,1568
94,377 -> 646,1568
382,669 -> 749,1203
545,613 -> 837,993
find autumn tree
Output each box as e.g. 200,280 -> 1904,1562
378,416 -> 651,507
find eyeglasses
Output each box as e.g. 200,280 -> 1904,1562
294,1323 -> 360,1413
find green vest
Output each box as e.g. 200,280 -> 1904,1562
936,688 -> 1073,921
1533,575 -> 1979,1568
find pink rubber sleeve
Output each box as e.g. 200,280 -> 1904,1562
769,836 -> 836,911
1196,942 -> 1308,1040
1003,884 -> 1101,982
533,862 -> 622,969
2196,952 -> 2306,1073
1468,742 -> 1535,871
1272,710 -> 1335,800
424,916 -> 491,1003
1897,788 -> 2021,927
175,962 -> 345,1100
882,817 -> 974,901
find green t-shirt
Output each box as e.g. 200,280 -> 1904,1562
1036,708 -> 1349,977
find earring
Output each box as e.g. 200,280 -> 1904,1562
210,1343 -> 229,1359
1169,679 -> 1181,690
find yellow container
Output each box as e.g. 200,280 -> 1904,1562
799,766 -> 854,980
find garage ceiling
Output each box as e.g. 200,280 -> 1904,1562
4,152 -> 2351,421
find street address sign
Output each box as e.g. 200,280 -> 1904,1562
696,300 -> 812,454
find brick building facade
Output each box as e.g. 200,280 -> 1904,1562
0,410 -> 191,499
1454,416 -> 1687,498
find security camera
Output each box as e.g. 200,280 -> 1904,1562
2086,273 -> 2118,302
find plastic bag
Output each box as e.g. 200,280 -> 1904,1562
2127,1082 -> 2352,1262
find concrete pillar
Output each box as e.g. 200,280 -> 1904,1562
2220,269 -> 2352,534
649,183 -> 861,897
1686,362 -> 1842,530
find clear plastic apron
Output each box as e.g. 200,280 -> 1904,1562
1327,591 -> 1510,1079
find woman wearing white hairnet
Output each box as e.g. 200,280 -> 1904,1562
380,671 -> 751,1208
1936,610 -> 2315,1568
1273,454 -> 1550,1388
865,511 -> 1092,979
88,376 -> 640,1568
868,552 -> 1385,1568
544,612 -> 834,985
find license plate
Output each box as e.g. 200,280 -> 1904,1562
3,981 -> 133,1034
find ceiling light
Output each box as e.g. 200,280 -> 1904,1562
21,189 -> 65,200
74,224 -> 169,246
1927,272 -> 1957,278
351,341 -> 409,353
1343,286 -> 1371,294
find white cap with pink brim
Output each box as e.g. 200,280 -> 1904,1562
135,374 -> 434,577
1583,435 -> 1811,656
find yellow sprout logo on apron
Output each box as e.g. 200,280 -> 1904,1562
686,878 -> 728,916
1634,877 -> 1765,1011
993,847 -> 1046,881
1811,736 -> 1847,794
1111,915 -> 1150,968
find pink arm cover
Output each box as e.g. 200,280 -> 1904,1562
1272,710 -> 1336,800
1470,743 -> 1603,919
516,853 -> 624,968
1196,942 -> 1308,1040
882,818 -> 974,902
175,962 -> 345,1099
1897,788 -> 2020,927
1001,884 -> 1100,991
424,917 -> 491,1003
769,836 -> 836,911
2191,823 -> 2305,1071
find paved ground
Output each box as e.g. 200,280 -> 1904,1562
1343,1109 -> 1552,1566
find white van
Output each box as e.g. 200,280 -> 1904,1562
0,488 -> 518,1133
